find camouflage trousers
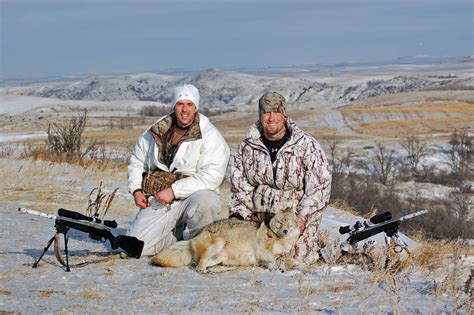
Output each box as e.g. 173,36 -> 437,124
127,190 -> 223,256
289,211 -> 324,268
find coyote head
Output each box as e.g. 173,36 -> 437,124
269,208 -> 299,238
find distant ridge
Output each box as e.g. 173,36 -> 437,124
6,71 -> 472,111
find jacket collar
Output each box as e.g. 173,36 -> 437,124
148,112 -> 202,148
245,117 -> 304,148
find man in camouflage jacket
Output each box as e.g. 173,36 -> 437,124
230,91 -> 331,267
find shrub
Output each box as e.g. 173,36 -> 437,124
46,109 -> 89,162
139,105 -> 172,117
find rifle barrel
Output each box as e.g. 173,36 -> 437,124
18,207 -> 57,220
400,209 -> 429,221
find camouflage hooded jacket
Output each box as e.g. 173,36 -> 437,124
230,118 -> 332,221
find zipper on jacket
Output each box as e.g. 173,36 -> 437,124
246,132 -> 304,188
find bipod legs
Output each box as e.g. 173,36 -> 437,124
384,233 -> 409,269
63,229 -> 70,272
33,225 -> 71,272
32,234 -> 56,269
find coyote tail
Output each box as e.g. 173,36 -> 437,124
151,240 -> 193,267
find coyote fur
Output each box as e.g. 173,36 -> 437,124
151,208 -> 300,272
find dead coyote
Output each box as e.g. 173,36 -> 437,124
151,208 -> 300,272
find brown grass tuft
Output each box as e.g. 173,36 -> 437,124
77,290 -> 105,300
411,241 -> 450,270
329,199 -> 360,216
33,290 -> 64,298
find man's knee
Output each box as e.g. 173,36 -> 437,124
188,190 -> 220,207
126,206 -> 182,256
182,190 -> 222,237
187,190 -> 222,218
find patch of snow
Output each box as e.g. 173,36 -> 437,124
0,132 -> 47,143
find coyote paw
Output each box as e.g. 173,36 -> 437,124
265,261 -> 281,272
119,252 -> 130,259
195,266 -> 210,274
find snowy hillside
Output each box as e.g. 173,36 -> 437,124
3,64 -> 472,113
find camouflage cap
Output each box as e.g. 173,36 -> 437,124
258,91 -> 287,118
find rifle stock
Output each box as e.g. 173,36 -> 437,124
56,216 -> 144,258
111,235 -> 144,258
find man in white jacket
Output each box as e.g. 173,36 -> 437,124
127,84 -> 230,256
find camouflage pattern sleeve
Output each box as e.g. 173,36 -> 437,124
230,144 -> 255,220
296,138 -> 332,218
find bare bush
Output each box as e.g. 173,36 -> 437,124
322,136 -> 343,175
372,143 -> 398,185
46,109 -> 90,162
0,146 -> 15,158
449,128 -> 473,177
414,166 -> 463,187
422,205 -> 474,239
450,184 -> 472,219
400,135 -> 428,174
322,136 -> 356,202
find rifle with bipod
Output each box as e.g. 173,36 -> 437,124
339,209 -> 429,267
19,207 -> 144,272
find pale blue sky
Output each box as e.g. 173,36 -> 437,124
1,0 -> 473,78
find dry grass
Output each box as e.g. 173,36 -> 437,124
340,90 -> 474,109
77,290 -> 105,300
297,280 -> 356,296
317,230 -> 470,313
339,100 -> 474,137
409,241 -> 453,271
32,290 -> 65,298
340,101 -> 473,114
329,199 -> 361,216
359,239 -> 470,313
0,158 -> 133,216
364,239 -> 468,276
351,116 -> 472,137
83,129 -> 141,147
20,142 -> 129,171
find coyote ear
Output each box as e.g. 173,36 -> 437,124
264,213 -> 275,226
257,222 -> 267,237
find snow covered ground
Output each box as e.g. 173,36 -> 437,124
1,202 -> 471,313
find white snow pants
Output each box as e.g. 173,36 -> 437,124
127,190 -> 222,256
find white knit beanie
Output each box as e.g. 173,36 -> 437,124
171,84 -> 200,110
